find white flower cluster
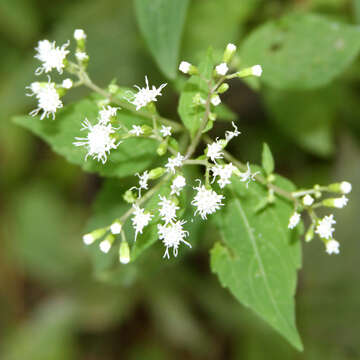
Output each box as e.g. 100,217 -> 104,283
27,30 -> 88,120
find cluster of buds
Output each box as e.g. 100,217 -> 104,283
26,29 -> 90,120
288,181 -> 352,255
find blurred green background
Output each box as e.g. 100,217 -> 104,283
1,0 -> 360,359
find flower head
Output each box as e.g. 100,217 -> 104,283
160,125 -> 172,137
334,196 -> 348,209
179,61 -> 191,74
110,222 -> 122,235
98,106 -> 118,124
206,140 -> 223,163
215,62 -> 229,76
73,119 -> 119,164
158,196 -> 179,224
62,78 -> 73,89
74,29 -> 86,41
129,125 -> 144,136
165,153 -> 184,173
326,239 -> 340,255
315,214 -> 336,240
238,163 -> 258,187
210,94 -> 221,106
171,175 -> 186,196
133,171 -> 150,197
288,212 -> 300,229
192,181 -> 224,220
34,39 -> 69,75
131,205 -> 153,240
251,65 -> 263,77
225,122 -> 241,142
340,181 -> 352,194
303,194 -> 314,206
129,76 -> 167,111
158,220 -> 190,259
28,80 -> 63,120
211,163 -> 236,188
75,51 -> 88,62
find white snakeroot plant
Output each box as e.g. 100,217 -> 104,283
22,33 -> 355,348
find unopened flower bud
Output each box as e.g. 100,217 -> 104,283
83,228 -> 107,245
123,189 -> 136,203
110,221 -> 122,235
328,181 -> 352,194
74,29 -> 87,41
323,196 -> 348,209
251,65 -> 263,77
99,234 -> 115,253
119,241 -> 130,264
157,141 -> 168,156
217,83 -> 229,94
223,43 -> 237,63
62,78 -> 73,89
305,223 -> 314,242
235,65 -> 263,79
108,84 -> 119,94
141,125 -> 153,136
149,167 -> 166,179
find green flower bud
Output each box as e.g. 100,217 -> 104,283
157,141 -> 168,156
149,167 -> 166,179
305,224 -> 314,242
328,181 -> 352,194
82,227 -> 107,245
223,43 -> 237,63
141,125 -> 153,136
99,234 -> 115,253
123,189 -> 136,204
217,83 -> 229,94
119,241 -> 130,264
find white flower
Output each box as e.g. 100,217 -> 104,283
251,65 -> 263,77
158,196 -> 179,224
226,43 -> 236,52
132,171 -> 150,197
34,39 -> 69,75
334,196 -> 348,208
179,61 -> 191,74
73,119 -> 119,164
158,220 -> 191,259
98,106 -> 118,124
110,222 -> 122,235
28,80 -> 63,120
131,205 -> 153,240
211,163 -> 236,188
340,181 -> 352,194
206,141 -> 223,162
74,29 -> 86,41
326,239 -> 340,255
83,233 -> 94,245
215,62 -> 229,76
171,175 -> 186,196
129,125 -> 144,136
211,94 -> 221,106
165,153 -> 184,173
303,194 -> 314,206
225,122 -> 241,142
238,163 -> 258,187
160,125 -> 172,137
129,76 -> 167,111
99,239 -> 112,253
288,212 -> 300,229
192,182 -> 224,220
315,214 -> 336,240
61,79 -> 72,89
75,51 -> 88,61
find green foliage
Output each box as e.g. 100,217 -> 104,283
211,174 -> 302,350
134,0 -> 189,79
178,48 -> 214,138
240,13 -> 360,89
13,95 -> 158,178
264,87 -> 337,157
262,143 -> 275,175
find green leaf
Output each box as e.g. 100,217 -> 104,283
262,143 -> 275,175
134,0 -> 190,79
13,95 -> 158,178
240,14 -> 360,89
263,87 -> 337,157
211,174 -> 303,350
178,48 -> 214,138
